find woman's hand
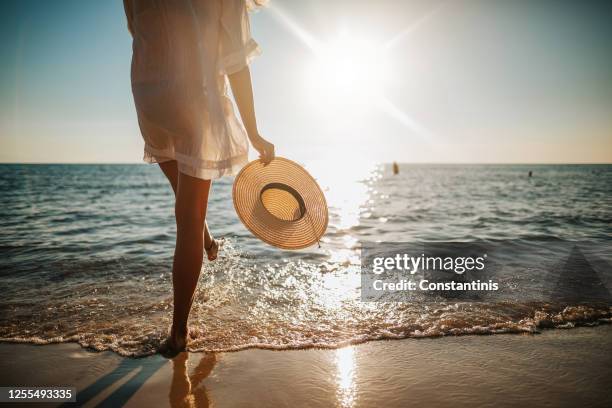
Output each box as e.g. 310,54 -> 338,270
250,134 -> 275,165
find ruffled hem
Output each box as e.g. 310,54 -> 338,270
218,38 -> 261,75
144,145 -> 248,180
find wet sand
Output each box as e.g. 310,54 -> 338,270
1,326 -> 611,407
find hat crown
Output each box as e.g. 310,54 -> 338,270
260,182 -> 306,222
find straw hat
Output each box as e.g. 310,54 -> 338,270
232,157 -> 328,250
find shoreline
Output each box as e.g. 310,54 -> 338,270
1,325 -> 611,407
1,316 -> 610,357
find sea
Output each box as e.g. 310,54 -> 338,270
0,163 -> 610,356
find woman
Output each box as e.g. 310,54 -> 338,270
123,0 -> 274,353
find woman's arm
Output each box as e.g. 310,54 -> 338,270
228,66 -> 275,164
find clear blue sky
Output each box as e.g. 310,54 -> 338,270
1,0 -> 611,164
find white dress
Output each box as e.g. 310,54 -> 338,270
124,0 -> 261,179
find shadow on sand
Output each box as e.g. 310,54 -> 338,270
61,352 -> 216,407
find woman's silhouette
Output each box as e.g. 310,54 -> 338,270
123,0 -> 274,354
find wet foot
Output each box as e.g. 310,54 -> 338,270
205,238 -> 222,262
159,329 -> 188,358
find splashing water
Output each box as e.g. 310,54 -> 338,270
0,163 -> 610,356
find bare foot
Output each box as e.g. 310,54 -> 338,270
159,328 -> 188,358
205,238 -> 221,262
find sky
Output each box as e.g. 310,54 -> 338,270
0,0 -> 611,164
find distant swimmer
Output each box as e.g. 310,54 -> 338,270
393,162 -> 399,175
528,170 -> 532,177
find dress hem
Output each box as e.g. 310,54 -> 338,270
143,145 -> 248,180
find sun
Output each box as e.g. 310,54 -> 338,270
271,4 -> 435,139
305,30 -> 391,110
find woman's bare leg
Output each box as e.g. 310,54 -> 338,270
170,171 -> 211,348
159,161 -> 213,249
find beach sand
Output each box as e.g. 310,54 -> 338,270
1,326 -> 611,407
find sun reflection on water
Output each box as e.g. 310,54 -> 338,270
307,160 -> 378,232
318,267 -> 361,308
305,160 -> 381,265
326,234 -> 360,265
304,160 -> 380,311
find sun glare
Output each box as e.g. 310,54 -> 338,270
305,31 -> 391,110
271,3 -> 434,139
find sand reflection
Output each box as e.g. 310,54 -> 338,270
170,352 -> 216,408
335,346 -> 356,407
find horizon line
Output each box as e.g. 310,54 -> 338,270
0,161 -> 610,166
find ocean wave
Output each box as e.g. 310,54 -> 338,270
1,305 -> 610,358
